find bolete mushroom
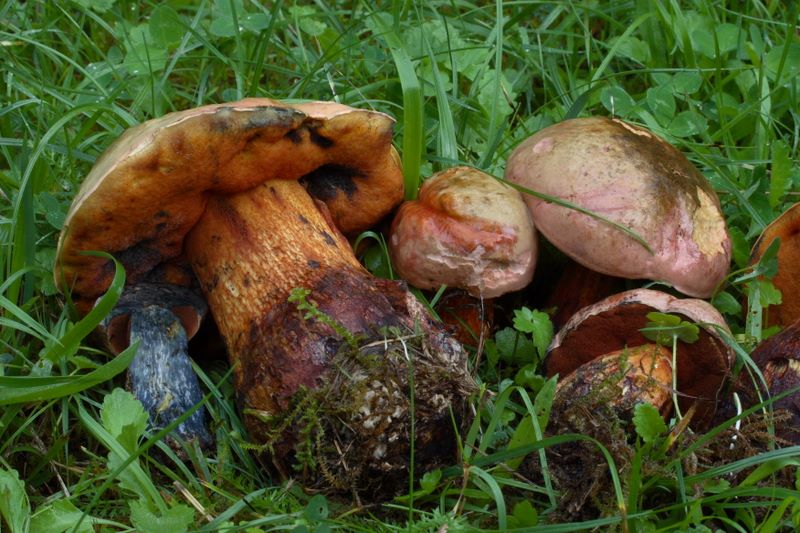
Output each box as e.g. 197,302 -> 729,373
724,319 -> 800,444
56,99 -> 473,494
389,166 -> 537,299
504,117 -> 731,298
546,288 -> 734,426
100,283 -> 210,446
750,202 -> 800,327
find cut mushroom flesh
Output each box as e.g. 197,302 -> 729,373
101,283 -> 210,446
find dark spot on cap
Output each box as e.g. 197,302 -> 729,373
285,129 -> 303,144
298,214 -> 310,225
114,240 -> 165,284
320,231 -> 336,246
243,274 -> 252,287
301,164 -> 363,201
155,211 -> 169,219
308,125 -> 334,148
155,222 -> 168,233
308,259 -> 320,269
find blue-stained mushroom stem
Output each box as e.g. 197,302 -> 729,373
100,283 -> 212,447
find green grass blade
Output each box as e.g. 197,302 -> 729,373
0,343 -> 136,405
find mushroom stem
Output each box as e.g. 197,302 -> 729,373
185,179 -> 362,377
100,283 -> 211,447
184,179 -> 472,487
127,306 -> 212,446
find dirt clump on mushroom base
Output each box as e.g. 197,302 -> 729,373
254,313 -> 474,498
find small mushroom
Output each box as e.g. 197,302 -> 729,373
504,117 -> 731,298
56,99 -> 473,494
546,288 -> 733,426
100,283 -> 211,446
750,202 -> 800,327
389,166 -> 536,299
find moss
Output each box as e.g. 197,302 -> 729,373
251,323 -> 474,499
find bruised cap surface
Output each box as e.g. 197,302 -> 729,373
56,98 -> 403,313
389,166 -> 536,298
504,117 -> 731,298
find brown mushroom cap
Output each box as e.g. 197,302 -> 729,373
504,117 -> 731,298
750,202 -> 800,327
547,288 -> 733,425
55,98 -> 403,312
389,166 -> 536,298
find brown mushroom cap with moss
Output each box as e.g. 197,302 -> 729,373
388,166 -> 537,298
750,202 -> 800,328
55,99 -> 473,495
504,117 -> 731,298
546,288 -> 734,426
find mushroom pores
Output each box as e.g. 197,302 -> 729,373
389,166 -> 537,298
504,117 -> 731,298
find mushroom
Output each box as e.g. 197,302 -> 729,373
504,117 -> 731,298
389,166 -> 536,299
101,283 -> 210,446
750,202 -> 800,327
546,288 -> 733,426
56,99 -> 473,493
554,343 -> 673,416
724,319 -> 800,444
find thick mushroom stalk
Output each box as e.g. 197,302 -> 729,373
184,179 -> 472,489
100,283 -> 210,446
505,117 -> 731,298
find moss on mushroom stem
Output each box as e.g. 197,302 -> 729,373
184,179 -> 474,495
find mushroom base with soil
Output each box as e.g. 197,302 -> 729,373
184,179 -> 475,494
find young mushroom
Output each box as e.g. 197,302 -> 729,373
388,166 -> 536,347
504,117 -> 731,298
56,99 -> 473,495
546,288 -> 734,427
99,283 -> 210,446
750,202 -> 800,327
389,166 -> 537,299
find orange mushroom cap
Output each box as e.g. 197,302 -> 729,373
55,99 -> 403,312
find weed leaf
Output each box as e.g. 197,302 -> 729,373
633,403 -> 667,443
0,467 -> 30,533
130,499 -> 194,533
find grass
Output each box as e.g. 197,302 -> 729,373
1,0 -> 800,531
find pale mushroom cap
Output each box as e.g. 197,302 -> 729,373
504,117 -> 731,298
389,166 -> 537,298
56,99 -> 403,313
